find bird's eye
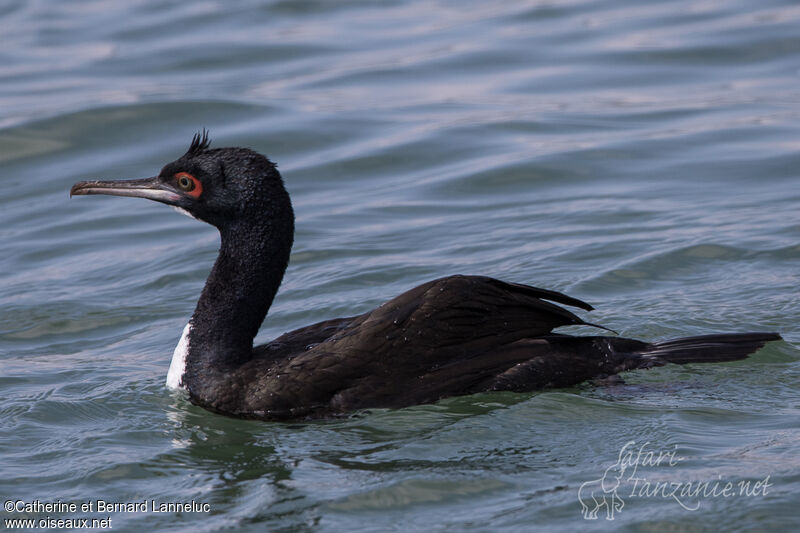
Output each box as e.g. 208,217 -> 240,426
176,173 -> 195,191
174,172 -> 202,198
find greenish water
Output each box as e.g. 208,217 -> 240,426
1,1 -> 798,531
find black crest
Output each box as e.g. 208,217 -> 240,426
185,129 -> 211,157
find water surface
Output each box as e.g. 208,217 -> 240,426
1,1 -> 798,531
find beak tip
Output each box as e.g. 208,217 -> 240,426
70,181 -> 89,197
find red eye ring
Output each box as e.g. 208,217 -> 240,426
175,172 -> 202,198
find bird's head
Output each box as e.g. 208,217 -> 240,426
71,131 -> 289,231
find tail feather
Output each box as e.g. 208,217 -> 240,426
638,332 -> 782,365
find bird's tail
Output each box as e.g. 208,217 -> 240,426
635,332 -> 781,365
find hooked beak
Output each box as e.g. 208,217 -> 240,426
70,177 -> 181,205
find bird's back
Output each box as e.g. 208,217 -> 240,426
221,275 -> 602,418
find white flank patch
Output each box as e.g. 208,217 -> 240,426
172,206 -> 199,221
166,322 -> 191,389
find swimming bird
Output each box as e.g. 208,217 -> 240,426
70,132 -> 781,420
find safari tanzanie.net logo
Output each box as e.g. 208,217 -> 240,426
577,440 -> 772,520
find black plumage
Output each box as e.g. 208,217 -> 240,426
70,134 -> 782,420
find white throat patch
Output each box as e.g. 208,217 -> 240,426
172,206 -> 199,221
166,322 -> 191,389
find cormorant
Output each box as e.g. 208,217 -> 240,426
70,132 -> 781,419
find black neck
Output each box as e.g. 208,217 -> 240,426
187,203 -> 294,372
